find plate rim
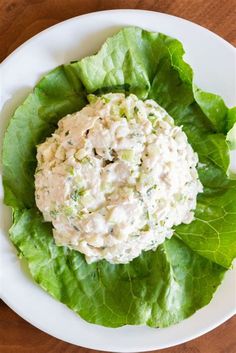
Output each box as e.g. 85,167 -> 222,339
1,9 -> 235,67
1,287 -> 236,352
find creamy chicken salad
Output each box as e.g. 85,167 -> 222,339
35,93 -> 203,264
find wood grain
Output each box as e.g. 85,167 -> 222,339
0,300 -> 236,353
0,0 -> 236,62
0,0 -> 236,352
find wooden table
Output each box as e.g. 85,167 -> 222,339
0,1 -> 235,352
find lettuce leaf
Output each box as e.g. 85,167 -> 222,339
2,27 -> 236,327
2,66 -> 86,208
10,208 -> 225,328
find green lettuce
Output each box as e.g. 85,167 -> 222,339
2,27 -> 236,327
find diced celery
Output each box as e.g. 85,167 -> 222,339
75,148 -> 87,160
141,224 -> 150,232
74,175 -> 84,188
124,187 -> 133,196
148,113 -> 157,126
120,149 -> 134,161
119,107 -> 127,117
102,96 -> 111,104
160,220 -> 165,227
77,211 -> 85,220
80,192 -> 94,207
139,172 -> 155,186
87,94 -> 99,104
81,157 -> 90,164
111,105 -> 122,119
174,193 -> 183,201
100,182 -> 113,192
147,185 -> 157,195
64,206 -> 73,216
66,166 -> 74,175
146,211 -> 150,220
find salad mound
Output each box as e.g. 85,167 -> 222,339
2,27 -> 236,328
35,93 -> 202,264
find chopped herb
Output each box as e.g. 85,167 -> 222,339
65,131 -> 69,136
132,234 -> 140,238
50,209 -> 59,218
71,188 -> 86,201
147,185 -> 157,195
67,140 -> 73,145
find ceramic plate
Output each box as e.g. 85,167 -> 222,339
0,10 -> 236,352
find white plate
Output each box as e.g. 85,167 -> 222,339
0,10 -> 236,352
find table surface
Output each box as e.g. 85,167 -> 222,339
0,0 -> 235,352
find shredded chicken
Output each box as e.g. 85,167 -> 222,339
35,93 -> 203,264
